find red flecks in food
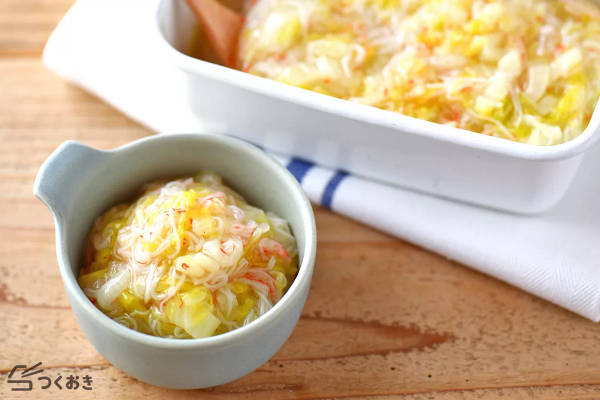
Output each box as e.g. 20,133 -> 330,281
244,275 -> 268,288
181,263 -> 190,270
243,63 -> 253,73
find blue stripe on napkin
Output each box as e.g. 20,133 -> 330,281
259,146 -> 348,209
287,158 -> 314,184
322,171 -> 349,209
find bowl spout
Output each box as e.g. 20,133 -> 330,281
33,141 -> 105,222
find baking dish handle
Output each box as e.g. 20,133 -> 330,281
33,141 -> 105,223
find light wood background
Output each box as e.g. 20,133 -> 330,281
1,1 -> 600,399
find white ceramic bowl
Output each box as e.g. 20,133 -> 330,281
33,133 -> 316,389
153,0 -> 600,214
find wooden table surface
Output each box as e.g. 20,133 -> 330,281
2,1 -> 600,399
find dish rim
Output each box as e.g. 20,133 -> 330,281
152,0 -> 600,162
38,133 -> 317,350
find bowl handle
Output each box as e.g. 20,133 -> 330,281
33,141 -> 105,222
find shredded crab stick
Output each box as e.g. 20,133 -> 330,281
238,0 -> 600,146
79,172 -> 298,339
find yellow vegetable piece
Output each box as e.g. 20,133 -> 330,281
277,17 -> 302,47
165,288 -> 221,339
118,290 -> 147,314
95,248 -> 113,266
78,268 -> 107,289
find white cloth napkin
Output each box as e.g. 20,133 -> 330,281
43,0 -> 600,321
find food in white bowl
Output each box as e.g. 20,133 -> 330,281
80,171 -> 298,339
33,134 -> 316,388
239,0 -> 600,146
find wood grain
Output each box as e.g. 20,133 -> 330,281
1,1 -> 600,399
0,0 -> 76,56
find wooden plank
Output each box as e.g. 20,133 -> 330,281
1,11 -> 600,399
2,362 -> 600,400
0,0 -> 76,56
2,364 -> 600,400
0,302 -> 450,368
2,223 -> 600,397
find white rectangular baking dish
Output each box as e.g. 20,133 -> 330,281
154,0 -> 600,214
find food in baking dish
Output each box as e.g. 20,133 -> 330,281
239,0 -> 600,145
